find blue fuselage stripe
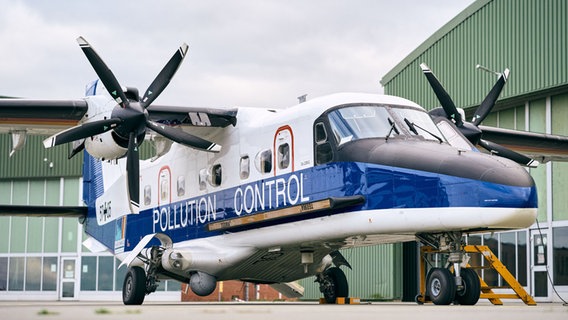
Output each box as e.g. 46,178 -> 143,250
84,161 -> 537,253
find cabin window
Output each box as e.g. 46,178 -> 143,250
199,169 -> 207,190
144,185 -> 152,205
240,156 -> 250,179
160,179 -> 169,202
255,149 -> 272,174
277,143 -> 290,169
210,164 -> 222,187
177,176 -> 185,196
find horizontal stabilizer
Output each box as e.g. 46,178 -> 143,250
0,205 -> 87,218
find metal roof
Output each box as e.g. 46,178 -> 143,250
380,0 -> 568,111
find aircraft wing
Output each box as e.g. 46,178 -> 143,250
479,125 -> 568,162
0,99 -> 88,135
147,105 -> 238,128
0,99 -> 238,135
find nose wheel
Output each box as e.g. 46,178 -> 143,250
426,268 -> 456,305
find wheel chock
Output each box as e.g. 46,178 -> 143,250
319,297 -> 360,304
347,297 -> 360,304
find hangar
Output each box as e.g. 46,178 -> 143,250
382,0 -> 568,303
302,0 -> 568,303
0,0 -> 566,303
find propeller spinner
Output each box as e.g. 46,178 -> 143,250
421,63 -> 537,167
44,37 -> 221,213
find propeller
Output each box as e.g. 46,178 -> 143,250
421,63 -> 536,167
44,37 -> 221,213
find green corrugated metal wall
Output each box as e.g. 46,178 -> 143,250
299,244 -> 403,300
381,0 -> 568,111
0,134 -> 154,179
0,135 -> 83,178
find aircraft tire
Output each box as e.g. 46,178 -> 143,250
123,266 -> 146,305
322,267 -> 349,304
454,268 -> 480,305
426,268 -> 455,305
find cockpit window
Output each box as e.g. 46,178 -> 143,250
390,107 -> 447,143
436,119 -> 474,150
328,106 -> 392,146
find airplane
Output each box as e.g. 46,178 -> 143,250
2,36 -> 568,306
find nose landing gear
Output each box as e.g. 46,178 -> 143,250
417,232 -> 481,305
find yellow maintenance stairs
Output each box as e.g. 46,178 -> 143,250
418,245 -> 536,305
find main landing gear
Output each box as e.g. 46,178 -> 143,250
316,267 -> 349,304
122,246 -> 164,305
416,232 -> 481,305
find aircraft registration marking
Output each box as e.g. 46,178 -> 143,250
206,198 -> 332,231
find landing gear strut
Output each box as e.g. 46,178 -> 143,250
317,267 -> 349,303
417,232 -> 481,305
122,245 -> 165,305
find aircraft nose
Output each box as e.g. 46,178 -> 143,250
337,139 -> 537,208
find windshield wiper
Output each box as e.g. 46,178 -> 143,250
385,118 -> 399,141
404,118 -> 443,143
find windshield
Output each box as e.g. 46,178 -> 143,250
390,107 -> 447,143
327,104 -> 447,145
328,106 -> 393,145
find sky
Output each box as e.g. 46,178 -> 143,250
0,0 -> 475,109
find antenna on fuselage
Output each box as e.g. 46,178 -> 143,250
298,94 -> 307,103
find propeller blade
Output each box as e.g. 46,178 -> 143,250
43,118 -> 122,148
146,120 -> 221,152
471,69 -> 510,126
77,37 -> 130,108
420,63 -> 463,126
126,132 -> 140,213
478,139 -> 539,167
140,43 -> 189,109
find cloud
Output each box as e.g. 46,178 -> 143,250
0,0 -> 474,107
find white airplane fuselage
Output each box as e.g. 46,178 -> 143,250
81,93 -> 537,284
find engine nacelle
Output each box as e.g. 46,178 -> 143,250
189,272 -> 217,296
84,131 -> 127,160
81,94 -> 128,161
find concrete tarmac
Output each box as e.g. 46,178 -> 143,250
0,301 -> 566,320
